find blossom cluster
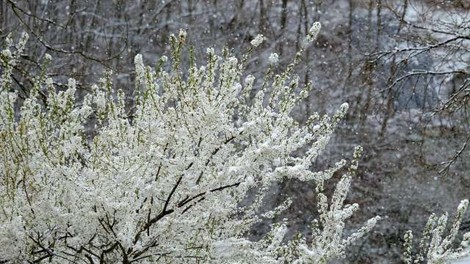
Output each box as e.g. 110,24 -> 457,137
0,25 -> 468,263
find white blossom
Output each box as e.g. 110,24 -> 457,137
403,199 -> 470,264
268,52 -> 279,64
178,29 -> 187,42
244,74 -> 255,86
307,21 -> 321,42
250,34 -> 264,47
1,49 -> 12,59
134,54 -> 144,78
207,47 -> 215,55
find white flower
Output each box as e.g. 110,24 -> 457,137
268,53 -> 279,64
134,54 -> 145,84
15,32 -> 29,55
179,29 -> 187,42
228,57 -> 238,65
45,77 -> 54,87
307,22 -> 321,42
250,34 -> 264,47
207,47 -> 215,55
244,75 -> 255,86
134,54 -> 144,73
1,49 -> 12,59
67,78 -> 76,90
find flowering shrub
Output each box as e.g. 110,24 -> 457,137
404,199 -> 470,264
0,26 -> 467,263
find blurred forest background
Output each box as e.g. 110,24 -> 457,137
1,0 -> 469,262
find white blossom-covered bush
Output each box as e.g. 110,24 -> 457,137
404,199 -> 470,264
2,27 -> 466,263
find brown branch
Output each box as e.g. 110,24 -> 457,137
384,2 -> 469,37
196,134 -> 237,184
439,135 -> 469,174
132,161 -> 194,245
382,69 -> 468,93
130,180 -> 241,261
6,0 -> 128,66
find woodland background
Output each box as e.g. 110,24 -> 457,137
1,0 -> 469,263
